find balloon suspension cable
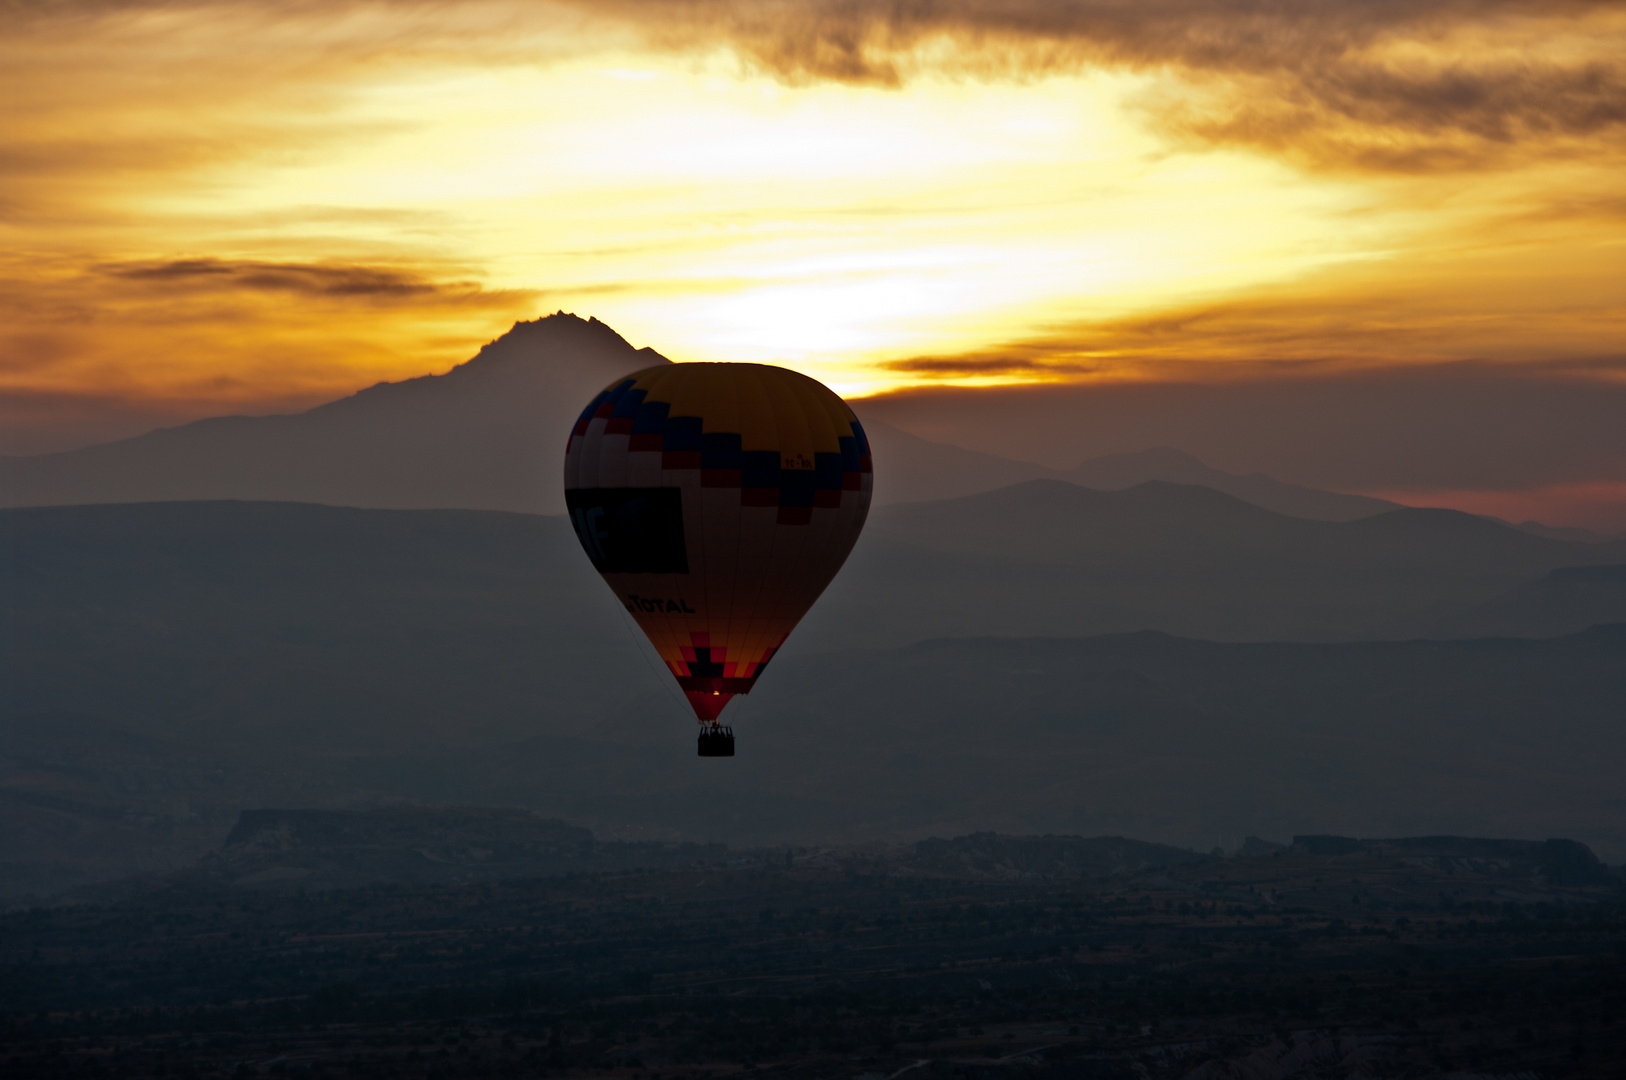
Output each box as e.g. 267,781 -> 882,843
613,601 -> 695,718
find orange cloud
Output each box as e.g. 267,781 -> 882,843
882,229 -> 1626,384
99,258 -> 486,302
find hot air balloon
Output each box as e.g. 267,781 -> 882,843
563,363 -> 873,756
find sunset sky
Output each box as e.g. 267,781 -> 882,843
4,0 -> 1624,519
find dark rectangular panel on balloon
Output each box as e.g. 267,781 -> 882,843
610,388 -> 647,418
741,450 -> 780,488
814,451 -> 844,489
633,401 -> 670,433
702,432 -> 742,470
662,416 -> 703,450
778,470 -> 816,506
565,487 -> 689,574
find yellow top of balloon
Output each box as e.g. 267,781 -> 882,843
606,363 -> 860,469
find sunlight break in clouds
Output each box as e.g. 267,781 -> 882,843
1,0 -> 1623,454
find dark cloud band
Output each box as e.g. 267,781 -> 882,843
885,355 -> 1102,376
97,258 -> 511,304
589,0 -> 1626,171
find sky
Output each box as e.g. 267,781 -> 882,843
3,0 -> 1624,520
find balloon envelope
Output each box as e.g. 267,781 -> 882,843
563,363 -> 873,722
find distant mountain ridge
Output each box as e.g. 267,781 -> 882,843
861,432 -> 1406,521
1055,447 -> 1401,522
810,478 -> 1626,644
0,312 -> 1489,526
0,314 -> 669,515
1436,563 -> 1626,638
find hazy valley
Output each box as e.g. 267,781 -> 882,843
5,496 -> 1625,897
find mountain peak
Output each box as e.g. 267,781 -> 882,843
409,311 -> 660,377
313,311 -> 670,416
487,310 -> 639,352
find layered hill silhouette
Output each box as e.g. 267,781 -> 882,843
1443,563 -> 1626,637
810,480 -> 1626,644
872,434 -> 1406,521
5,499 -> 1625,894
0,312 -> 1417,520
1054,447 -> 1400,522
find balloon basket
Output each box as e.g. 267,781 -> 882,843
697,723 -> 735,757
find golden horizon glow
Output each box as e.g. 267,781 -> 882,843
3,0 -> 1624,456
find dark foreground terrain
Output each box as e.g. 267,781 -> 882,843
4,826 -> 1623,1079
